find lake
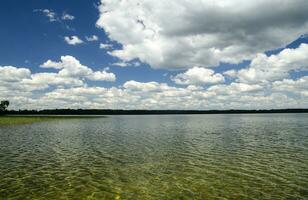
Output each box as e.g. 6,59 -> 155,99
0,114 -> 308,199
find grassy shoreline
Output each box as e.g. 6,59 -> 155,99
0,115 -> 105,126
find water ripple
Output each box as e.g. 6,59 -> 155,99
0,114 -> 308,199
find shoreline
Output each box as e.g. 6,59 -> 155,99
0,115 -> 106,126
2,108 -> 308,116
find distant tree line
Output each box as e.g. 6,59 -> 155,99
4,108 -> 308,115
1,100 -> 308,115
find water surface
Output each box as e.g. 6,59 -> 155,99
0,114 -> 308,199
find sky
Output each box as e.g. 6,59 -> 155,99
0,0 -> 308,110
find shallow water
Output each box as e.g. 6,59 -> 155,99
0,114 -> 308,199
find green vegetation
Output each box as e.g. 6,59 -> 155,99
0,116 -> 104,126
0,100 -> 9,112
0,100 -> 106,126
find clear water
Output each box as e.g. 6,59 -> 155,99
0,114 -> 308,200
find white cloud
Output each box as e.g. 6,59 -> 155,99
34,9 -> 75,31
64,36 -> 84,45
223,70 -> 237,78
227,44 -> 308,83
111,62 -> 129,67
172,67 -> 224,85
86,35 -> 99,42
87,71 -> 116,82
1,67 -> 307,110
62,13 -> 75,20
0,56 -> 116,101
272,76 -> 308,96
111,61 -> 141,67
41,60 -> 65,69
41,55 -> 116,82
29,80 -> 307,110
207,82 -> 263,95
0,66 -> 31,82
35,9 -> 75,22
99,43 -> 113,49
22,73 -> 84,90
96,0 -> 308,69
123,80 -> 163,92
35,9 -> 58,22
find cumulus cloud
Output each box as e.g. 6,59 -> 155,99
207,83 -> 263,95
1,58 -> 306,110
96,0 -> 308,69
172,67 -> 224,85
87,71 -> 116,82
41,55 -> 116,81
86,35 -> 98,42
272,76 -> 308,96
0,55 -> 116,102
1,66 -> 307,110
41,60 -> 64,69
12,80 -> 308,110
22,73 -> 84,91
0,66 -> 31,82
123,80 -> 163,92
224,44 -> 308,83
64,36 -> 84,45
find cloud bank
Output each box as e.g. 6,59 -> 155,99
97,0 -> 308,69
1,53 -> 307,110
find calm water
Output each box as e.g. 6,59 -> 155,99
0,114 -> 308,200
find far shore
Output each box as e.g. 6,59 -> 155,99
0,115 -> 106,126
2,108 -> 308,116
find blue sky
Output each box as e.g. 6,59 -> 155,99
0,0 -> 308,110
0,0 -> 171,87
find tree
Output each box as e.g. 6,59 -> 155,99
0,100 -> 9,112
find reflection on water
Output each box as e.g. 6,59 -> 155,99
0,114 -> 308,199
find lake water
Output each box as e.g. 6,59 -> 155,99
0,114 -> 308,199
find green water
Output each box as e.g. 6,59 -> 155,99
0,114 -> 308,199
